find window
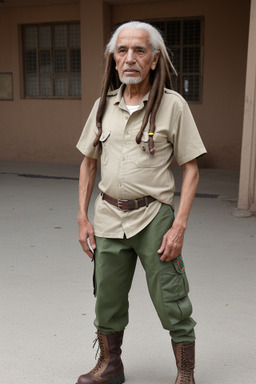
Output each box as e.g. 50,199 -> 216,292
21,22 -> 81,98
151,18 -> 203,102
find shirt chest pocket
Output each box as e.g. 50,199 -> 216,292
135,131 -> 169,168
99,130 -> 111,166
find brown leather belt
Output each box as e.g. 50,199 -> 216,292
102,193 -> 156,211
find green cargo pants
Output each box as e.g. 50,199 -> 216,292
94,203 -> 196,344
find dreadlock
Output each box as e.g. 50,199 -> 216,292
93,54 -> 120,147
94,21 -> 177,154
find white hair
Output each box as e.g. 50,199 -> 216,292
106,21 -> 169,59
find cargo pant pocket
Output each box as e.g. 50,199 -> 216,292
164,296 -> 193,326
159,255 -> 191,327
160,254 -> 190,302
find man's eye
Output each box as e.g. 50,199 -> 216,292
137,49 -> 145,54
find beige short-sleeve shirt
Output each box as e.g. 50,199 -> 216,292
77,85 -> 207,239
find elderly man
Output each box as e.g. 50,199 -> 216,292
76,21 -> 206,384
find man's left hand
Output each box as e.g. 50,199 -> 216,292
157,222 -> 185,262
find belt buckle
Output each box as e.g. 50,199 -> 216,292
117,199 -> 128,211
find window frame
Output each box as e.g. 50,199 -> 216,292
146,16 -> 204,103
21,21 -> 81,99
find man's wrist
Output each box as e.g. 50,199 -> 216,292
172,218 -> 187,231
77,213 -> 89,224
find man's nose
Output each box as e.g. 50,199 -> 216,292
126,49 -> 136,64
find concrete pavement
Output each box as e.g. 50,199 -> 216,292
0,161 -> 256,384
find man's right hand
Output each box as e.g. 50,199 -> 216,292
78,218 -> 96,259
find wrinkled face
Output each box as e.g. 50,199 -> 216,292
114,28 -> 159,86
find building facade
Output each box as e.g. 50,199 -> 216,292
0,0 -> 255,211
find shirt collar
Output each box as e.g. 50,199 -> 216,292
111,84 -> 150,111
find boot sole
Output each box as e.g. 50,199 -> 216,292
75,373 -> 125,384
105,373 -> 125,384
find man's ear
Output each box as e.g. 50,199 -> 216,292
151,51 -> 160,70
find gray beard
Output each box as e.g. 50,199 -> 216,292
120,76 -> 142,84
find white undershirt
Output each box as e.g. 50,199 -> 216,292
126,104 -> 140,115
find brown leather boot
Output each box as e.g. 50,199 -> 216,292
77,331 -> 125,384
171,341 -> 195,384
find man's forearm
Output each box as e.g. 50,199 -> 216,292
173,159 -> 199,230
77,156 -> 97,257
158,159 -> 199,262
78,156 -> 97,222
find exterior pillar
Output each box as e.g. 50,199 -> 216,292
238,0 -> 256,212
80,0 -> 105,122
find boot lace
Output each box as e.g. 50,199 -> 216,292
179,347 -> 193,384
90,333 -> 105,374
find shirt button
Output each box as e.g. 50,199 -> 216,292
122,156 -> 125,161
125,116 -> 129,120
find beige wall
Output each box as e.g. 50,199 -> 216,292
0,0 -> 251,168
0,3 -> 83,164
